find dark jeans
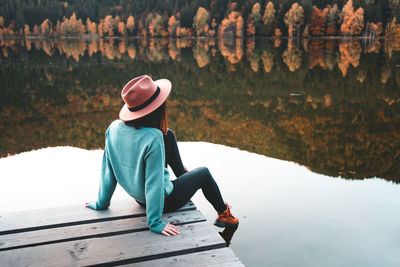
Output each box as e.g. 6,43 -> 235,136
162,129 -> 227,214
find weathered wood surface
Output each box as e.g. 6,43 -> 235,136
0,210 -> 205,251
0,200 -> 195,235
0,200 -> 244,266
122,248 -> 244,267
1,222 -> 226,266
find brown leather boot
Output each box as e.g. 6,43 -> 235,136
214,203 -> 239,228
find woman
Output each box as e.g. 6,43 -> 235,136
86,75 -> 238,236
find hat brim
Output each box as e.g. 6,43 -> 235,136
119,78 -> 172,121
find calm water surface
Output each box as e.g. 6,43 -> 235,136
1,37 -> 400,266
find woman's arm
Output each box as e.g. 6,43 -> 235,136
144,135 -> 179,235
144,137 -> 168,233
163,129 -> 187,178
86,146 -> 117,210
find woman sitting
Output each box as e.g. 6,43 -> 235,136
86,75 -> 238,236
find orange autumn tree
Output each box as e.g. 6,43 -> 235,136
86,18 -> 97,34
309,6 -> 328,36
60,13 -> 85,35
386,18 -> 400,39
144,13 -> 154,35
137,19 -> 147,36
118,21 -> 126,36
246,21 -> 255,36
126,16 -> 135,35
114,16 -> 121,31
193,7 -> 210,36
55,20 -> 62,35
247,2 -> 262,36
219,11 -> 244,38
326,4 -> 339,35
340,0 -> 364,36
147,13 -> 167,37
40,18 -> 52,36
168,15 -> 179,36
284,3 -> 304,38
24,24 -> 30,36
97,20 -> 104,37
103,15 -> 115,36
385,18 -> 400,56
263,2 -> 276,35
33,25 -> 40,35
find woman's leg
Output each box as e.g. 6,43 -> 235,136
163,129 -> 187,178
164,167 -> 227,213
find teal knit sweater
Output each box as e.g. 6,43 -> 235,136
87,120 -> 174,233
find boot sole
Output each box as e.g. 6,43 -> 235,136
214,220 -> 239,228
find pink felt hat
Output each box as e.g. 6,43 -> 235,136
119,75 -> 171,121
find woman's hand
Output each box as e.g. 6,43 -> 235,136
85,202 -> 96,209
161,223 -> 180,237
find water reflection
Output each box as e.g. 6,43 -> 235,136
1,37 -> 400,75
1,37 -> 400,182
219,225 -> 239,247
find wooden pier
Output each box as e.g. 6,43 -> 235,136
0,200 -> 243,266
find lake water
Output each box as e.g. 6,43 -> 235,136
1,37 -> 400,266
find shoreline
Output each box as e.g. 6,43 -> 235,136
0,35 -> 392,41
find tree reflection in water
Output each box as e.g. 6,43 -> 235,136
219,225 -> 239,247
1,37 -> 400,182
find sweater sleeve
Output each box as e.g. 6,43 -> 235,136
88,145 -> 117,210
144,137 -> 167,233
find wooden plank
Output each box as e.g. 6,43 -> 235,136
0,200 -> 195,235
121,248 -> 244,267
0,221 -> 227,267
0,210 -> 205,251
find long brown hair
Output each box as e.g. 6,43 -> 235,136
124,102 -> 168,134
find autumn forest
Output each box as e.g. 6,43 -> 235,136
1,0 -> 400,38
